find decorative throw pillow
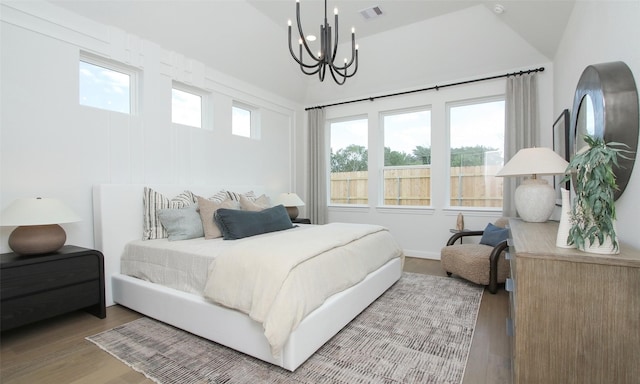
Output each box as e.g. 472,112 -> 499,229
157,204 -> 204,241
196,196 -> 240,239
226,190 -> 257,202
207,190 -> 228,203
143,187 -> 196,240
239,194 -> 271,211
479,223 -> 509,247
214,204 -> 294,240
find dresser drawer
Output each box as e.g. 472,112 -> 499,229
0,254 -> 99,299
1,280 -> 100,330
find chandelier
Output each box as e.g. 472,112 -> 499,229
287,0 -> 359,85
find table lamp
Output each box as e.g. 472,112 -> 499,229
1,197 -> 81,255
495,147 -> 569,222
273,193 -> 305,220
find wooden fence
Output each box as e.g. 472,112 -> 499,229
330,165 -> 503,207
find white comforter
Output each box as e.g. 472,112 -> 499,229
203,222 -> 403,356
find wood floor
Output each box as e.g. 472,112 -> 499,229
1,258 -> 511,384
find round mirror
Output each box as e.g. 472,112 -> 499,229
569,61 -> 639,200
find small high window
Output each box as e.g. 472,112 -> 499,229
172,87 -> 203,128
232,102 -> 260,138
79,57 -> 134,114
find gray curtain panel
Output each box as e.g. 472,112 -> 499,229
307,108 -> 328,224
504,73 -> 539,218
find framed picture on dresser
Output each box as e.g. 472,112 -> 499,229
553,109 -> 570,204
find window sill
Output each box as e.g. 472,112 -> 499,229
328,204 -> 371,213
375,206 -> 435,215
442,207 -> 502,217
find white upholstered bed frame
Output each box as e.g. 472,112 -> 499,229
92,184 -> 403,371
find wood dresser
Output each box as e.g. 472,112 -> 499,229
506,218 -> 640,384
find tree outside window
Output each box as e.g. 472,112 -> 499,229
329,118 -> 368,204
382,109 -> 431,206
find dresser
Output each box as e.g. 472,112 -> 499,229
0,245 -> 106,331
507,219 -> 640,384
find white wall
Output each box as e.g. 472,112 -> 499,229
304,4 -> 552,107
0,3 -> 303,253
553,1 -> 640,249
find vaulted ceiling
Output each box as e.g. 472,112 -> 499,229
49,0 -> 575,105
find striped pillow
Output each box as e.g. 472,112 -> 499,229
143,187 -> 196,240
226,190 -> 257,202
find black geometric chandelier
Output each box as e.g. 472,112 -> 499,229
287,0 -> 359,85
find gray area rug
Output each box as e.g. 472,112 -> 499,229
87,272 -> 483,384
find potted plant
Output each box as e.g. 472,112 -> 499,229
562,135 -> 631,254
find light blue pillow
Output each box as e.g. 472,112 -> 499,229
157,204 -> 204,241
214,205 -> 294,240
479,223 -> 509,247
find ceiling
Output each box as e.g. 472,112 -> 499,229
48,0 -> 575,103
247,0 -> 572,60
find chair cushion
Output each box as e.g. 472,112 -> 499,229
440,244 -> 509,286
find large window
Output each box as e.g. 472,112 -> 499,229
382,109 -> 431,206
172,86 -> 202,128
448,98 -> 505,208
79,57 -> 133,114
329,118 -> 368,204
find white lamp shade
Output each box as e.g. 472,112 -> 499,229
496,147 -> 569,177
496,147 -> 569,223
273,193 -> 305,207
1,197 -> 81,226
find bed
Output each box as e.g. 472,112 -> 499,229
92,184 -> 404,371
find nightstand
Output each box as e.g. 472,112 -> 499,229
292,218 -> 311,224
0,245 -> 106,331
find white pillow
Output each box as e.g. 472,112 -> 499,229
196,195 -> 240,239
143,187 -> 196,240
239,194 -> 272,211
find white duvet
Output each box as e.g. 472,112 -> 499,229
203,222 -> 403,356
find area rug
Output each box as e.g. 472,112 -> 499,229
87,272 -> 483,384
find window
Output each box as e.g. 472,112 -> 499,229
382,109 -> 431,206
79,57 -> 133,114
172,87 -> 202,128
232,102 -> 260,138
448,98 -> 505,208
329,117 -> 368,205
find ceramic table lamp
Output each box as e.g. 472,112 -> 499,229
496,147 -> 569,222
1,197 -> 81,255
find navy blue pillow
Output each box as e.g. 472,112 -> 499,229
479,223 -> 509,247
214,204 -> 294,240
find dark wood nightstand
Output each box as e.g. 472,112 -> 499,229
0,245 -> 106,331
292,218 -> 311,224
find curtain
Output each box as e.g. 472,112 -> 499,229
307,108 -> 328,224
503,73 -> 538,217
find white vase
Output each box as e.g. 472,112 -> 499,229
555,188 -> 574,248
580,221 -> 620,254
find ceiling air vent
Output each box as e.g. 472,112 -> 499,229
359,6 -> 383,20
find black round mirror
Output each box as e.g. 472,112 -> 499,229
569,61 -> 639,200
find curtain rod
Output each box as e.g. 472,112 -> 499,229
304,66 -> 545,111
